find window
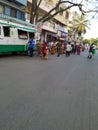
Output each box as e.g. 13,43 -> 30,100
3,27 -> 10,37
11,8 -> 16,18
21,12 -> 25,20
65,11 -> 69,19
4,6 -> 11,16
18,29 -> 28,39
16,11 -> 21,19
0,5 -> 3,14
16,11 -> 25,20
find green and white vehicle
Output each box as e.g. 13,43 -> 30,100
0,14 -> 37,54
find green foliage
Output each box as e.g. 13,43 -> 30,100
86,37 -> 98,46
92,38 -> 98,45
70,14 -> 90,37
82,39 -> 90,45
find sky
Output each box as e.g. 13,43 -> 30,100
84,19 -> 98,39
70,0 -> 98,39
83,0 -> 98,39
84,0 -> 98,38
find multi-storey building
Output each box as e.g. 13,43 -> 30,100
0,0 -> 75,43
27,0 -> 69,42
0,0 -> 26,21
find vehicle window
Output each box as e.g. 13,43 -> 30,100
18,29 -> 28,39
3,27 -> 10,37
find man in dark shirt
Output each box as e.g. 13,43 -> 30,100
28,37 -> 35,57
88,44 -> 94,59
89,44 -> 94,53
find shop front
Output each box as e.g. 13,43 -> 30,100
58,27 -> 68,42
41,24 -> 57,43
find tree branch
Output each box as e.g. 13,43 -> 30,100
42,4 -> 80,22
33,0 -> 42,16
38,0 -> 62,22
38,1 -> 82,22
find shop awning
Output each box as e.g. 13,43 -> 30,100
47,32 -> 57,37
59,37 -> 65,41
57,36 -> 66,41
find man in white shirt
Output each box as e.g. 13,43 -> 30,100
66,42 -> 72,57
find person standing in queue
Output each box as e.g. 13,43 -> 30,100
66,42 -> 72,57
28,37 -> 35,57
43,42 -> 48,59
56,41 -> 61,57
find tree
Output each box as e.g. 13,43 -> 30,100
82,0 -> 98,19
30,0 -> 42,24
82,39 -> 89,44
27,0 -> 83,24
89,38 -> 98,45
22,0 -> 98,24
69,14 -> 90,39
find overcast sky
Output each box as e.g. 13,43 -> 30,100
83,0 -> 98,39
84,19 -> 98,39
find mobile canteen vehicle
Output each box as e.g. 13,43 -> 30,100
0,14 -> 37,54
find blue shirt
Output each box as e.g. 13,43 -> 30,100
29,39 -> 35,49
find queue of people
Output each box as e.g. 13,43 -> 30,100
27,38 -> 97,60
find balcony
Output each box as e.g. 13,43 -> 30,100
54,14 -> 68,25
42,22 -> 57,33
39,0 -> 54,13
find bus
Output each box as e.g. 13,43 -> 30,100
0,14 -> 37,54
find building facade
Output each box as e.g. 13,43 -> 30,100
0,0 -> 77,43
27,0 -> 69,42
0,0 -> 26,20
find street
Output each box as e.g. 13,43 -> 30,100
0,51 -> 98,130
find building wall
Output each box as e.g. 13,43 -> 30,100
27,0 -> 69,42
39,0 -> 69,26
0,0 -> 26,20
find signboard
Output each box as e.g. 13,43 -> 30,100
35,33 -> 40,40
36,22 -> 42,34
15,0 -> 27,5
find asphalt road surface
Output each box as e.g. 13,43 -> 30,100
0,51 -> 98,130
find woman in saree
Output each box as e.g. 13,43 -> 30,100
51,42 -> 56,55
37,39 -> 43,57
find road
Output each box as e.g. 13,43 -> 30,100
0,51 -> 98,130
